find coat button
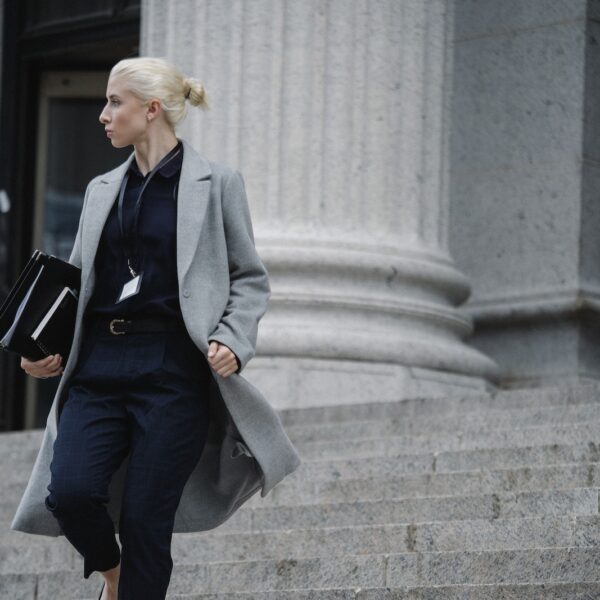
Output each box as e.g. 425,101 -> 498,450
183,289 -> 190,297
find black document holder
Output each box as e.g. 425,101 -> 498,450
0,249 -> 82,362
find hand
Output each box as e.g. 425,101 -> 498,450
207,341 -> 239,377
21,353 -> 63,379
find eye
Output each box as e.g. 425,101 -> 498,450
111,100 -> 120,106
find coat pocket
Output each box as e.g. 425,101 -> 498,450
231,438 -> 254,459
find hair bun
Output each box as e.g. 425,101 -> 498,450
181,76 -> 209,109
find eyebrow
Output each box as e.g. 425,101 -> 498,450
106,94 -> 121,100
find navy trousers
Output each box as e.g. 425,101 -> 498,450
44,324 -> 211,599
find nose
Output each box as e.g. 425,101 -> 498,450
99,107 -> 109,125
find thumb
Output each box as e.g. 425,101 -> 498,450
208,341 -> 218,357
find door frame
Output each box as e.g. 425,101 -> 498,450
25,70 -> 109,429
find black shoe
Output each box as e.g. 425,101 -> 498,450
98,582 -> 105,600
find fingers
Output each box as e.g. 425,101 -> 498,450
20,353 -> 64,378
39,354 -> 63,377
212,356 -> 237,376
215,364 -> 236,377
45,358 -> 64,377
207,344 -> 237,377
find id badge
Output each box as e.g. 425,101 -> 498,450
115,271 -> 144,304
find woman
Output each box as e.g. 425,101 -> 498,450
13,57 -> 301,600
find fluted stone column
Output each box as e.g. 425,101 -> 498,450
448,0 -> 599,389
141,0 -> 499,408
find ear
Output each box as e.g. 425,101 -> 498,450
147,98 -> 162,119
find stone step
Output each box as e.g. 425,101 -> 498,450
0,429 -> 42,450
294,420 -> 600,461
10,546 -> 600,598
40,454 -> 600,516
167,582 -> 600,600
285,402 -> 600,443
0,535 -> 76,575
5,420 -> 600,493
2,486 -> 597,538
273,440 -> 600,486
8,401 -> 600,471
5,460 -> 600,521
196,486 -> 600,534
8,400 -> 600,464
250,462 -> 600,507
6,383 -> 600,598
4,446 -> 600,534
138,512 -> 600,562
1,382 -> 597,460
5,404 -> 600,487
277,381 -> 600,426
3,439 -> 600,517
4,513 -> 600,575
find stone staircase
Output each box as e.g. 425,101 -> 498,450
2,381 -> 600,598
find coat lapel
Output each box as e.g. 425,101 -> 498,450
80,138 -> 212,295
175,139 -> 212,285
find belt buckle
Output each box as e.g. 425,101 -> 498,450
109,318 -> 127,335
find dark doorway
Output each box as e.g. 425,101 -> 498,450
0,1 -> 141,429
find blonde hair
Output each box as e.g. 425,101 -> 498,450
109,56 -> 209,130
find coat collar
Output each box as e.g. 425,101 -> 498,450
128,139 -> 183,179
80,137 -> 213,292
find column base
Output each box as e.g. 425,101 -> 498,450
243,356 -> 497,411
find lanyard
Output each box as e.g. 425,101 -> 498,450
116,141 -> 182,277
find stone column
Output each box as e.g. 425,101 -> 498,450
448,0 -> 599,389
141,0 -> 499,408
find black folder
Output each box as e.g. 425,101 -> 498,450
0,250 -> 81,363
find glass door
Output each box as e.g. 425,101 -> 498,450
27,70 -> 131,428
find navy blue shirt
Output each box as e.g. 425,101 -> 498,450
84,140 -> 184,322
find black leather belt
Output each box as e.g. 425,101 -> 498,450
90,316 -> 188,336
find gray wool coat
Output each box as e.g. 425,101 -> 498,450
10,137 -> 301,536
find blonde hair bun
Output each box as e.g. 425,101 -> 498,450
109,56 -> 210,132
183,77 -> 208,107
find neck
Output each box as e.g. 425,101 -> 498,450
133,130 -> 179,176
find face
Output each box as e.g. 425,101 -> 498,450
98,77 -> 162,147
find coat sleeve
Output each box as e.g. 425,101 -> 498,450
68,178 -> 98,269
208,169 -> 271,374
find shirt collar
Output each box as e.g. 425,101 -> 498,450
128,140 -> 183,179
